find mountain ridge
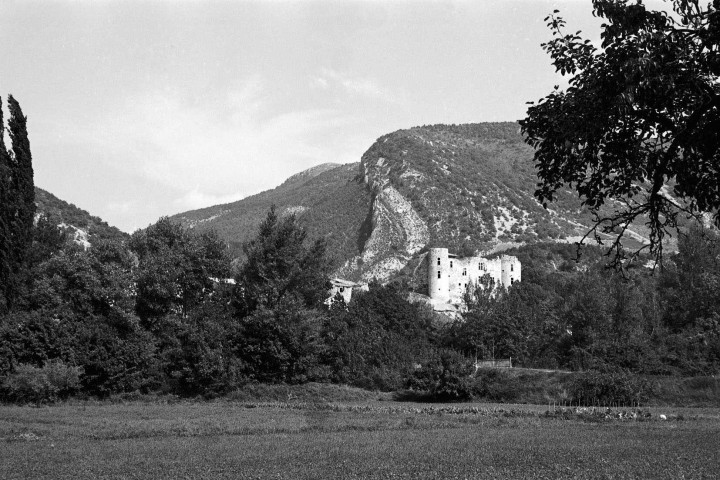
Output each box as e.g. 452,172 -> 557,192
34,187 -> 128,246
170,122 -> 658,281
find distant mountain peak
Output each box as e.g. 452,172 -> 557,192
279,163 -> 342,188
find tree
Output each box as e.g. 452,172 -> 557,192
0,96 -> 36,312
661,225 -> 720,330
238,298 -> 327,383
235,206 -> 332,316
322,282 -> 437,390
7,96 -> 35,261
0,238 -> 160,396
130,218 -> 231,325
0,102 -> 9,313
521,1 -> 720,264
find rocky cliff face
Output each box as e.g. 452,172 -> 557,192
169,122 -> 662,283
337,181 -> 429,281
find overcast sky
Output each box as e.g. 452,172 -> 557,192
1,0 -> 612,233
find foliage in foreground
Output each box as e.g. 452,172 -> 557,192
522,0 -> 720,263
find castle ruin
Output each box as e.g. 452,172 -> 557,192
427,248 -> 521,305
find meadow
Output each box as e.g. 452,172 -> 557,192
2,393 -> 719,479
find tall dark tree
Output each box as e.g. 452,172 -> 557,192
521,1 -> 720,263
0,98 -> 11,313
232,206 -> 334,383
7,96 -> 35,253
235,206 -> 332,316
660,226 -> 720,337
0,95 -> 35,312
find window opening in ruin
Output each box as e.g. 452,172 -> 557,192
450,261 -> 453,268
437,258 -> 440,265
510,278 -> 514,284
437,271 -> 441,279
511,264 -> 514,272
339,287 -> 344,292
462,268 -> 467,276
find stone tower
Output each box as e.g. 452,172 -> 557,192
428,247 -> 450,302
500,255 -> 521,287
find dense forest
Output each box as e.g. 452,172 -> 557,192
1,95 -> 719,404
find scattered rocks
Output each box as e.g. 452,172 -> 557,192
15,432 -> 42,442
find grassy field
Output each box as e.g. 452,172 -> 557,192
2,396 -> 720,479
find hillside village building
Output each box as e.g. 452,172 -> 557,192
428,248 -> 521,306
326,250 -> 520,312
327,278 -> 368,305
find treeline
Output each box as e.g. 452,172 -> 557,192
3,204 -> 718,403
0,96 -> 439,401
445,234 -> 720,376
0,199 -> 440,401
1,96 -> 718,403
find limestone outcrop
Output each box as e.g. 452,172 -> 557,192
336,156 -> 429,282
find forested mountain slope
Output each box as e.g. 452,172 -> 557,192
169,163 -> 372,266
35,187 -> 128,246
172,123 -> 658,281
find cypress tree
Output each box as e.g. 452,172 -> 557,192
0,95 -> 36,311
7,95 -> 35,254
0,97 -> 11,312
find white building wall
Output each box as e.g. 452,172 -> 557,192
429,250 -> 521,304
329,285 -> 354,304
428,248 -> 450,302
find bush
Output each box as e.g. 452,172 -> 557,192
405,364 -> 439,392
470,369 -> 522,402
571,370 -> 650,406
406,351 -> 474,402
433,370 -> 473,402
2,360 -> 83,403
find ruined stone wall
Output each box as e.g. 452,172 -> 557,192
429,250 -> 521,304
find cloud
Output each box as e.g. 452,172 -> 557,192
106,200 -> 136,215
311,68 -> 399,103
173,189 -> 247,211
61,77 -> 361,213
311,76 -> 330,89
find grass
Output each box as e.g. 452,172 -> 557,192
2,397 -> 720,479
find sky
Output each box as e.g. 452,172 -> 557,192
0,0 -> 613,233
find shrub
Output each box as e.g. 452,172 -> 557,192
2,360 -> 83,403
570,370 -> 650,406
405,364 -> 439,392
470,369 -> 522,402
432,370 -> 473,402
406,351 -> 474,402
